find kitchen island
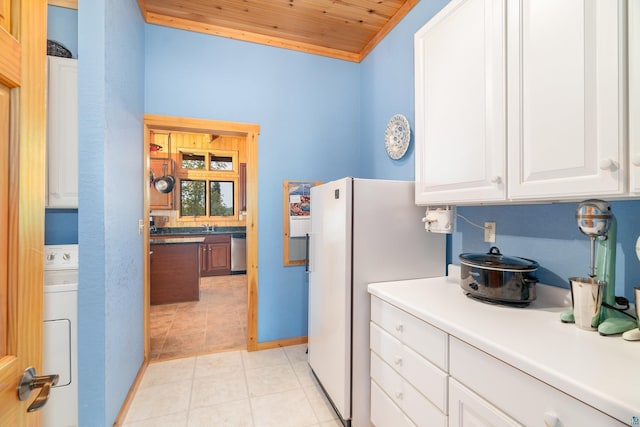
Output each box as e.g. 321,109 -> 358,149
150,237 -> 204,304
368,265 -> 639,426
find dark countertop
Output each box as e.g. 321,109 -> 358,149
150,237 -> 205,245
150,226 -> 246,237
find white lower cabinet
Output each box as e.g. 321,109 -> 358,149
370,296 -> 448,427
370,297 -> 625,427
449,337 -> 624,427
449,379 -> 520,427
370,380 -> 415,427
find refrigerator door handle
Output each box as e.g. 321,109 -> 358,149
305,233 -> 310,273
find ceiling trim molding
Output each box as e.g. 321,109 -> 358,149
360,0 -> 420,60
144,12 -> 362,63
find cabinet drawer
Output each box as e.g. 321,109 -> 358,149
370,322 -> 448,413
370,381 -> 415,427
371,353 -> 447,427
371,296 -> 448,371
449,337 -> 625,426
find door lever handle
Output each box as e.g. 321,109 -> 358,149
17,367 -> 59,412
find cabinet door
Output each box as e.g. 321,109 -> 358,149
507,1 -> 625,199
449,379 -> 521,427
630,1 -> 640,192
150,158 -> 174,209
47,56 -> 78,208
414,0 -> 506,205
202,235 -> 231,276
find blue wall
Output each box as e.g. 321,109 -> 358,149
78,0 -> 145,425
356,0 -> 640,301
144,25 -> 361,341
453,202 -> 640,300
360,0 -> 450,181
47,5 -> 78,58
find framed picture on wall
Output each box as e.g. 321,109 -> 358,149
283,180 -> 321,266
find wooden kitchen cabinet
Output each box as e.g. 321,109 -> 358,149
200,234 -> 231,276
150,158 -> 174,210
506,1 -> 625,200
46,56 -> 78,208
414,0 -> 506,205
150,241 -> 200,304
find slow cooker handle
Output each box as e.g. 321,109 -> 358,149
488,246 -> 501,255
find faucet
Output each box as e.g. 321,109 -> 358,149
201,224 -> 212,232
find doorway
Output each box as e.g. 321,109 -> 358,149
143,115 -> 260,360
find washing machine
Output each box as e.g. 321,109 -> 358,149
43,244 -> 78,427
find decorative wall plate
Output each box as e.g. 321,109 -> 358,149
384,114 -> 410,160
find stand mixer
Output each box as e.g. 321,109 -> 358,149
561,200 -> 637,335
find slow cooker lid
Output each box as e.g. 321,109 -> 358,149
459,246 -> 539,271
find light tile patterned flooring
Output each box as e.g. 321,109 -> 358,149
150,274 -> 248,360
122,345 -> 342,427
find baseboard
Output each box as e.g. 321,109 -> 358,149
112,359 -> 149,427
254,335 -> 308,351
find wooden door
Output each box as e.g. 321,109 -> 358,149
0,0 -> 47,425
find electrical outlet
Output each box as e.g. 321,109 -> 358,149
138,219 -> 144,235
484,222 -> 496,243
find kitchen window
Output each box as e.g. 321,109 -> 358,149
210,181 -> 234,216
177,149 -> 239,219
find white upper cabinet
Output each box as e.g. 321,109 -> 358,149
46,56 -> 78,208
630,1 -> 640,192
414,0 -> 506,205
507,0 -> 626,200
415,0 -> 630,205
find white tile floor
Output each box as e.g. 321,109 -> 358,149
123,345 -> 343,427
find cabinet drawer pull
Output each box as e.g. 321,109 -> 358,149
394,356 -> 403,366
395,391 -> 403,400
395,323 -> 404,332
543,412 -> 560,427
599,158 -> 616,170
490,176 -> 501,184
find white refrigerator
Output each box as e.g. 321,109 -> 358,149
307,177 -> 445,426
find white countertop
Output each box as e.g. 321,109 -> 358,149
368,266 -> 640,424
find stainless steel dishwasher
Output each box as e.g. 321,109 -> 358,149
231,233 -> 247,274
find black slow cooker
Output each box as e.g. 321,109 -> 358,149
458,246 -> 539,306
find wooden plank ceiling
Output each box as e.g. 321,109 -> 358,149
138,0 -> 419,62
